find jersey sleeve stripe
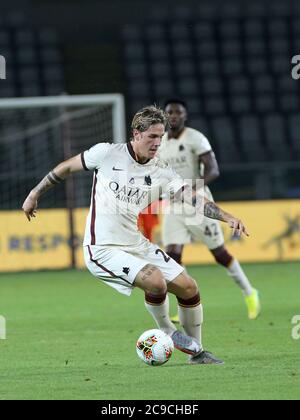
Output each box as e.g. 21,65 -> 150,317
90,170 -> 98,245
81,152 -> 89,171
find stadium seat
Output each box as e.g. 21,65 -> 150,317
175,60 -> 195,77
173,41 -> 194,59
268,1 -> 292,17
153,79 -> 174,97
223,58 -> 244,75
228,76 -> 251,94
40,48 -> 63,64
186,98 -> 202,116
253,75 -> 275,93
122,25 -> 142,42
245,39 -> 266,56
279,93 -> 300,113
17,47 -> 38,65
169,23 -> 190,41
129,80 -> 150,98
267,19 -> 288,37
44,66 -> 64,83
254,93 -> 276,113
0,29 -> 11,47
205,97 -> 227,116
20,84 -> 42,97
19,67 -> 39,83
127,62 -> 147,79
230,94 -> 252,114
292,18 -> 300,35
210,116 -> 241,163
263,114 -> 291,161
269,38 -> 289,55
188,117 -> 210,139
196,3 -> 218,19
246,57 -> 268,75
278,74 -> 297,93
245,2 -> 267,17
172,5 -> 193,20
221,39 -> 242,57
219,21 -> 241,39
196,40 -> 217,58
198,58 -> 219,75
243,19 -> 265,38
0,84 -> 17,98
15,29 -> 35,45
288,114 -> 300,155
144,25 -> 165,41
238,115 -> 267,162
148,42 -> 169,60
38,28 -> 59,45
178,79 -> 199,96
271,56 -> 291,75
151,61 -> 171,78
124,42 -> 145,60
194,22 -> 214,40
202,76 -> 223,96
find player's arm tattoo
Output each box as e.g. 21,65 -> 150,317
32,170 -> 64,197
203,201 -> 224,221
140,265 -> 160,283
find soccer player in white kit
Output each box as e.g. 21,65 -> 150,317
159,100 -> 261,321
22,106 -> 249,365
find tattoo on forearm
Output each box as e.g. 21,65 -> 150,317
204,202 -> 224,221
34,171 -> 63,196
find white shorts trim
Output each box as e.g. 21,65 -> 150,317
84,240 -> 184,296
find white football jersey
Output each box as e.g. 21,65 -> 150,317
81,142 -> 186,246
158,127 -> 214,200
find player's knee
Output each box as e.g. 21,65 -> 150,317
142,265 -> 167,295
212,246 -> 233,268
176,274 -> 199,299
184,276 -> 199,298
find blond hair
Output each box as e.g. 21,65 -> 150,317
131,105 -> 168,133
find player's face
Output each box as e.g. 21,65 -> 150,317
165,103 -> 187,130
133,123 -> 165,159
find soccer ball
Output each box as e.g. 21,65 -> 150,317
136,329 -> 174,366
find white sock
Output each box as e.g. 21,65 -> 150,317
145,294 -> 177,336
227,259 -> 253,296
178,303 -> 203,352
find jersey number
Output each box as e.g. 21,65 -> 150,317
155,249 -> 171,263
204,224 -> 219,237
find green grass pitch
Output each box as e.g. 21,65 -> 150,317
0,262 -> 300,400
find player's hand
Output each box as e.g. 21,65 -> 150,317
227,217 -> 249,237
22,193 -> 38,221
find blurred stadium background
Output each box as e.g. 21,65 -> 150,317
1,0 -> 300,401
0,0 -> 300,271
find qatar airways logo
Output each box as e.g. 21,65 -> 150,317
102,177 -> 205,226
109,181 -> 149,206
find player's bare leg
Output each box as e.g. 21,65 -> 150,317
166,245 -> 185,324
134,264 -> 214,360
167,244 -> 261,321
134,264 -> 177,337
167,271 -> 224,365
210,245 -> 261,320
